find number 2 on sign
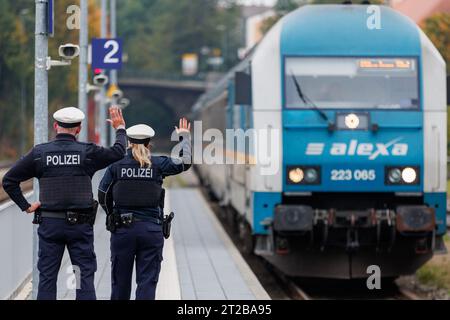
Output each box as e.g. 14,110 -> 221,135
104,40 -> 120,64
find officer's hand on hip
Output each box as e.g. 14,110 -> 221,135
107,107 -> 126,130
26,202 -> 41,214
175,118 -> 191,134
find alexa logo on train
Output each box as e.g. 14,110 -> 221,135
305,137 -> 409,160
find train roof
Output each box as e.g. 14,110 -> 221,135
281,4 -> 421,57
193,4 -> 424,113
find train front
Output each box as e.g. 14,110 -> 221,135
253,5 -> 447,278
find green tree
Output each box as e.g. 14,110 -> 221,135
0,0 -> 101,160
117,0 -> 240,74
0,0 -> 35,158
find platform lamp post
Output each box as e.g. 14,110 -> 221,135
109,0 -> 118,145
33,0 -> 49,299
78,0 -> 89,142
98,0 -> 108,147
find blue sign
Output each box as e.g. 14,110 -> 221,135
91,38 -> 123,70
48,0 -> 54,37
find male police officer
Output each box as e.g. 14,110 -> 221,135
2,106 -> 127,300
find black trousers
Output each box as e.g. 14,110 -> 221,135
37,218 -> 97,300
110,221 -> 164,300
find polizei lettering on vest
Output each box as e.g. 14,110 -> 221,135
121,167 -> 153,178
46,154 -> 81,166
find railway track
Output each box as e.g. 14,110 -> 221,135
271,268 -> 421,300
199,184 -> 427,301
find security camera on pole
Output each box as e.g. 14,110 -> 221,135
47,44 -> 80,69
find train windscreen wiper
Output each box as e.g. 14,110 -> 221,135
290,74 -> 334,130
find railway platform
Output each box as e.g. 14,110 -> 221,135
8,171 -> 269,300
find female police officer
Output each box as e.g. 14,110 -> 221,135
98,118 -> 191,300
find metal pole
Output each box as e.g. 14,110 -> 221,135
20,10 -> 29,155
109,0 -> 117,145
78,0 -> 89,142
110,0 -> 117,88
33,0 -> 49,300
99,0 -> 108,147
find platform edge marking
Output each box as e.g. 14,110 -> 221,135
157,190 -> 181,300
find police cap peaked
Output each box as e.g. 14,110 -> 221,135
53,107 -> 85,128
126,124 -> 155,145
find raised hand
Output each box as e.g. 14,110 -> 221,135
107,106 -> 126,129
175,118 -> 191,134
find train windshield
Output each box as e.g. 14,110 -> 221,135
285,57 -> 419,110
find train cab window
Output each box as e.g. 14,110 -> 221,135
285,57 -> 419,110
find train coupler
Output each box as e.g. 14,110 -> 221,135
346,229 -> 360,253
375,209 -> 396,252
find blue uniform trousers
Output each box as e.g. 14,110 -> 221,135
37,218 -> 97,300
110,221 -> 164,300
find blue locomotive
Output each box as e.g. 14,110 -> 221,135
193,4 -> 448,278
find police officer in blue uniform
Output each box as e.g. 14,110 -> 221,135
2,106 -> 127,300
98,118 -> 191,300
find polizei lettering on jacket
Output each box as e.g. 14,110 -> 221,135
46,153 -> 81,166
121,167 -> 153,178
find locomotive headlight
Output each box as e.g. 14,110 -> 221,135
388,168 -> 402,184
304,168 -> 319,183
288,168 -> 304,184
386,166 -> 419,185
287,166 -> 321,185
402,167 -> 417,184
345,113 -> 360,129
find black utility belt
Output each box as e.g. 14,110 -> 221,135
34,202 -> 99,226
106,212 -> 174,239
109,212 -> 161,227
37,211 -> 96,226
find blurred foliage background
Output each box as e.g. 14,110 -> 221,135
0,0 -> 100,160
118,0 -> 241,74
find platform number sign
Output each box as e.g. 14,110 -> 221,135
91,38 -> 123,70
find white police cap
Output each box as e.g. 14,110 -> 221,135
126,124 -> 155,144
53,107 -> 85,128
